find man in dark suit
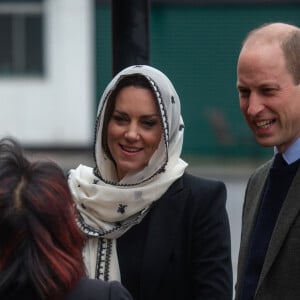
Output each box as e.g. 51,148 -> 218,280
235,22 -> 300,300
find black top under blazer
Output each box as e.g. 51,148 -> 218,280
117,172 -> 233,300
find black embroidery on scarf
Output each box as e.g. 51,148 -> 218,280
76,209 -> 149,238
117,204 -> 127,214
93,90 -> 111,179
95,238 -> 112,281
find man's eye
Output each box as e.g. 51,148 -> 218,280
262,88 -> 276,95
238,89 -> 250,98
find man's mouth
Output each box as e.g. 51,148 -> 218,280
255,119 -> 275,128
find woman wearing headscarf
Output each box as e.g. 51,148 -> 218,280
68,65 -> 232,300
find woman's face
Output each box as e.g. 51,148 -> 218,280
107,86 -> 162,180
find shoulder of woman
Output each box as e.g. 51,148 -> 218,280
109,281 -> 133,300
182,172 -> 226,191
65,277 -> 132,300
181,173 -> 227,211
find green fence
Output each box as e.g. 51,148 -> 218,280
95,4 -> 300,158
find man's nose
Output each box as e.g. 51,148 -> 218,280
247,93 -> 264,116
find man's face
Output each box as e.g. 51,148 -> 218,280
237,43 -> 300,152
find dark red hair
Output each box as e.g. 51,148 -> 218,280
0,138 -> 85,300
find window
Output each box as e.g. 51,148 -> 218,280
0,0 -> 43,76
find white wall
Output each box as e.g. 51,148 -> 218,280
0,0 -> 94,147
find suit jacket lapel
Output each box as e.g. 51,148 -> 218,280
258,165 -> 300,287
237,162 -> 270,284
139,176 -> 188,300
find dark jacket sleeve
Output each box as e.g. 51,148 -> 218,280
183,173 -> 233,299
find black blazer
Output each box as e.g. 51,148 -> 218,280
118,172 -> 233,300
66,277 -> 133,300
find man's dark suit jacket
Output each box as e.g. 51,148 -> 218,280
235,158 -> 300,299
118,172 -> 233,300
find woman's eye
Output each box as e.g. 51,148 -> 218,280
112,115 -> 126,122
143,120 -> 157,127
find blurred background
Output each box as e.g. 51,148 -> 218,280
1,0 -> 300,290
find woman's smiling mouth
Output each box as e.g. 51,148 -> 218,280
120,145 -> 142,153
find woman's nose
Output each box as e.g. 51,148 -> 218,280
124,124 -> 140,140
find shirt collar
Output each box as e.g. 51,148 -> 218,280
274,137 -> 300,164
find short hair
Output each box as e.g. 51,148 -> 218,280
0,137 -> 85,300
281,30 -> 300,84
242,23 -> 300,84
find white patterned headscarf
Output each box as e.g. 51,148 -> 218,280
68,65 -> 187,281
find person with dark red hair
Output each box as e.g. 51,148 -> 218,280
0,137 -> 133,300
